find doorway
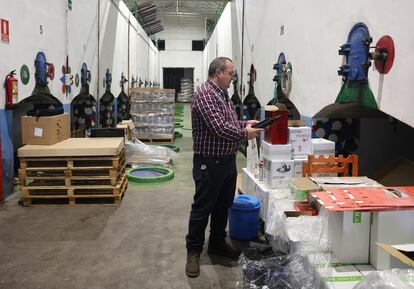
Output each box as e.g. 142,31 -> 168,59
163,67 -> 194,96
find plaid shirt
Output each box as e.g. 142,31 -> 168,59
191,80 -> 247,157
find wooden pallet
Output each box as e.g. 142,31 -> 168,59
19,165 -> 126,187
20,148 -> 125,170
19,149 -> 126,185
21,173 -> 128,207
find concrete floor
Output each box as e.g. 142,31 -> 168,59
0,104 -> 251,289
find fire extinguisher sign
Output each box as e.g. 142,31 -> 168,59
1,19 -> 10,44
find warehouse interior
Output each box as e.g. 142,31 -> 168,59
1,0 -> 414,288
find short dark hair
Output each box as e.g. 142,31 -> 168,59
208,57 -> 233,77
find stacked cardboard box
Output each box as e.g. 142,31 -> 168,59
261,141 -> 293,189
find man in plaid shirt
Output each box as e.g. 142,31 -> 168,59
185,57 -> 262,278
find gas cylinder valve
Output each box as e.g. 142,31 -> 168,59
80,63 -> 91,86
131,75 -> 137,88
272,53 -> 292,98
119,72 -> 128,89
338,23 -> 395,80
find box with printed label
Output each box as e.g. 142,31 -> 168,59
263,157 -> 293,189
261,141 -> 292,161
317,265 -> 364,289
325,208 -> 371,264
288,126 -> 311,157
370,210 -> 414,269
21,113 -> 70,145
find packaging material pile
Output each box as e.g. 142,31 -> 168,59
353,269 -> 414,289
236,246 -> 323,289
177,78 -> 193,102
125,138 -> 177,167
130,88 -> 175,139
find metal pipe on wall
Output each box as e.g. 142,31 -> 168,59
240,0 -> 245,118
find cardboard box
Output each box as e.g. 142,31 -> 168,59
293,157 -> 307,178
255,182 -> 271,221
263,158 -> 293,189
117,119 -> 135,140
264,104 -> 288,144
261,141 -> 292,161
370,210 -> 414,269
377,243 -> 414,269
317,265 -> 364,289
289,177 -> 322,201
354,264 -> 376,276
241,167 -> 257,196
288,126 -> 311,157
21,113 -> 69,145
326,208 -> 371,264
246,138 -> 259,175
311,138 -> 335,156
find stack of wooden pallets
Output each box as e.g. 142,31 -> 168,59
18,138 -> 127,206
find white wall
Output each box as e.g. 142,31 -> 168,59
158,18 -> 205,88
159,51 -> 203,89
0,0 -> 67,106
203,3 -> 234,95
0,0 -> 159,108
223,0 -> 414,128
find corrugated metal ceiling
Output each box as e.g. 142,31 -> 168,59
123,0 -> 230,36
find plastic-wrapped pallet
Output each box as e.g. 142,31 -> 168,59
177,78 -> 193,102
129,88 -> 175,140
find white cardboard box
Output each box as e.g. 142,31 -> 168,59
318,265 -> 364,289
241,168 -> 257,196
293,157 -> 307,178
311,138 -> 335,156
255,182 -> 271,221
263,158 -> 293,189
288,126 -> 311,157
326,209 -> 371,264
370,210 -> 414,270
261,141 -> 292,161
246,138 -> 259,175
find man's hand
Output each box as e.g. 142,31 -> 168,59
246,125 -> 263,140
246,120 -> 260,126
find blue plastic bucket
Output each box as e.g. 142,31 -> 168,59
229,194 -> 261,240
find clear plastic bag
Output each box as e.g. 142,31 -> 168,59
354,269 -> 414,289
125,138 -> 177,167
236,246 -> 323,289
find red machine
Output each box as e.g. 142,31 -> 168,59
5,70 -> 18,106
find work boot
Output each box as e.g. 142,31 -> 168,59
207,239 -> 241,259
185,251 -> 200,278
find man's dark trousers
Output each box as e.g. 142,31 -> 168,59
186,154 -> 237,253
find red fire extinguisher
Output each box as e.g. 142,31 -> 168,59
5,70 -> 18,105
0,140 -> 3,203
